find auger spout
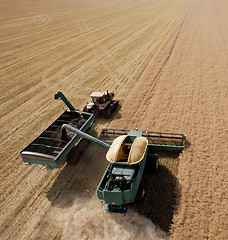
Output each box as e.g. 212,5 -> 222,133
62,124 -> 110,150
54,91 -> 75,111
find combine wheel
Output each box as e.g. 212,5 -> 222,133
146,153 -> 159,173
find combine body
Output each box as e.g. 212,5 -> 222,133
83,91 -> 118,118
97,131 -> 149,213
97,129 -> 185,213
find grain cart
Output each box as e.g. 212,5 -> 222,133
19,93 -> 95,169
61,125 -> 186,213
83,91 -> 118,117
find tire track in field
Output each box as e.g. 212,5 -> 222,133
0,1 -> 188,239
0,0 -> 184,118
109,0 -> 228,239
70,0 -> 185,97
109,14 -> 186,130
1,6 -> 149,105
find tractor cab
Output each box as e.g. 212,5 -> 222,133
83,91 -> 117,117
90,91 -> 114,104
90,92 -> 107,104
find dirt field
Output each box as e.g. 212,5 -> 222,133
0,0 -> 227,239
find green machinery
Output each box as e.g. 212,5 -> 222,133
61,124 -> 186,213
19,91 -> 186,212
20,92 -> 95,169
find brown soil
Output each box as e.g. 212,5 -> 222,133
110,0 -> 228,239
0,0 -> 227,239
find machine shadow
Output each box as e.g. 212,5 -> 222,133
46,127 -> 182,233
95,104 -> 122,125
45,109 -> 122,208
129,164 -> 180,233
46,139 -> 108,208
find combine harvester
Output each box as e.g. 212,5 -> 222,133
60,125 -> 186,213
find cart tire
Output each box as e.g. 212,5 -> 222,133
83,105 -> 88,112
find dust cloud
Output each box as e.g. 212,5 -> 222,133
57,193 -> 168,240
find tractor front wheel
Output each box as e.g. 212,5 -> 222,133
83,105 -> 88,112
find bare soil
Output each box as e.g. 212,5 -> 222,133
0,0 -> 227,239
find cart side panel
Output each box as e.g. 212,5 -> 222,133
20,110 -> 95,169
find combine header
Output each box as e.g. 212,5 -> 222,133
100,128 -> 186,153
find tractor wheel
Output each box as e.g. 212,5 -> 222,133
83,105 -> 93,113
107,108 -> 112,117
102,107 -> 111,118
83,105 -> 89,112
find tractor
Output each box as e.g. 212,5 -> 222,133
83,91 -> 118,118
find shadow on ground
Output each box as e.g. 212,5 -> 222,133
46,128 -> 181,233
130,154 -> 180,232
46,139 -> 108,208
94,104 -> 122,127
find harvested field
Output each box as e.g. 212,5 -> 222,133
0,0 -> 228,239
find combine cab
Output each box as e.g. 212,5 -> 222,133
83,91 -> 118,118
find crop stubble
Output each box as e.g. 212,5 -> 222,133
1,0 -> 227,239
111,0 -> 228,239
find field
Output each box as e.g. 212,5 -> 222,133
0,0 -> 228,239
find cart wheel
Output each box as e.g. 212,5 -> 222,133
83,105 -> 88,112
